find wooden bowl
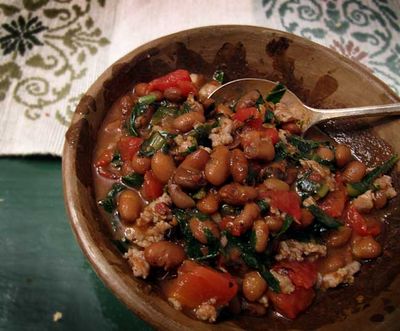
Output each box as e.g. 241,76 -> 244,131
62,25 -> 400,330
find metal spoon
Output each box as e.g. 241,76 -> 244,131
209,78 -> 400,135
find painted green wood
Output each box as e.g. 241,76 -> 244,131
0,157 -> 153,331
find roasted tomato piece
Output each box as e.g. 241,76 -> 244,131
260,190 -> 302,222
148,69 -> 197,96
268,287 -> 315,319
344,204 -> 381,236
117,136 -> 143,162
143,170 -> 163,201
163,260 -> 238,309
274,261 -> 317,289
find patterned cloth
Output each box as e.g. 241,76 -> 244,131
0,0 -> 399,155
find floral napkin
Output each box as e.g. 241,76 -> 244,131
0,0 -> 399,156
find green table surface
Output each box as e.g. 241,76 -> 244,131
0,157 -> 153,331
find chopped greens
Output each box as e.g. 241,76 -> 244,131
266,83 -> 286,104
296,173 -> 320,199
264,109 -> 275,123
111,151 -> 123,169
307,204 -> 341,229
138,94 -> 156,105
139,131 -> 168,157
151,106 -> 178,125
288,135 -> 321,155
256,199 -> 270,216
220,204 -> 241,216
98,183 -> 125,213
347,155 -> 399,197
274,215 -> 294,238
122,172 -> 144,189
128,102 -> 150,137
212,69 -> 224,84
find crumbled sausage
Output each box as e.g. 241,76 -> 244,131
275,239 -> 327,262
209,116 -> 234,147
124,247 -> 150,279
274,102 -> 303,123
195,299 -> 217,323
353,190 -> 374,213
374,175 -> 397,199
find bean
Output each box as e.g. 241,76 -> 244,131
198,82 -> 219,102
197,191 -> 219,214
352,236 -> 382,259
131,153 -> 151,174
189,218 -> 220,244
216,104 -> 233,117
317,146 -> 335,162
253,220 -> 269,253
163,87 -> 182,102
230,203 -> 260,234
318,253 -> 346,274
236,90 -> 261,110
242,271 -> 267,302
144,241 -> 185,270
151,151 -> 176,183
173,112 -> 205,133
343,161 -> 366,183
168,184 -> 195,208
205,146 -> 230,186
230,149 -> 248,183
281,122 -> 302,135
241,131 -> 275,161
335,144 -> 352,167
325,226 -> 352,248
219,183 -> 258,205
173,166 -> 205,189
265,216 -> 283,232
148,90 -> 163,101
264,178 -> 290,191
180,149 -> 209,170
134,83 -> 149,97
374,190 -> 387,209
285,167 -> 298,185
117,190 -> 143,223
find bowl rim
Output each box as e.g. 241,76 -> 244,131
62,24 -> 400,330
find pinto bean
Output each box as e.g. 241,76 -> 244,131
316,146 -> 335,162
335,144 -> 352,167
173,166 -> 205,189
281,122 -> 302,135
134,83 -> 149,96
343,161 -> 366,183
253,220 -> 269,253
163,87 -> 182,102
242,271 -> 267,302
149,90 -> 163,101
241,130 -> 275,161
352,236 -> 382,259
374,190 -> 387,209
197,191 -> 219,214
180,148 -> 210,170
131,153 -> 151,174
189,218 -> 220,244
230,203 -> 260,234
205,146 -> 230,186
235,90 -> 261,110
219,183 -> 258,205
264,178 -> 290,191
300,208 -> 314,227
318,253 -> 346,275
265,216 -> 283,232
117,190 -> 143,223
144,241 -> 185,270
168,184 -> 195,208
230,149 -> 248,183
173,112 -> 205,133
325,226 -> 352,248
151,151 -> 176,183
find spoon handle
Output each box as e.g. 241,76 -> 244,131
311,103 -> 400,123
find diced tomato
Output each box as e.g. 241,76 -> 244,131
274,261 -> 317,289
97,166 -> 120,180
143,170 -> 163,201
319,188 -> 347,218
268,287 -> 315,319
344,204 -> 381,236
95,150 -> 113,167
117,136 -> 143,162
260,191 -> 302,222
148,69 -> 197,96
261,127 -> 279,145
163,260 -> 238,309
233,108 -> 265,130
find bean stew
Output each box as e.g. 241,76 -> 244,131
93,69 -> 399,323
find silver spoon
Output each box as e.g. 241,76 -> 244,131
209,78 -> 400,135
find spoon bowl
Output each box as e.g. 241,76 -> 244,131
209,78 -> 400,135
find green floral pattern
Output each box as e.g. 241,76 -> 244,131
262,0 -> 400,94
0,0 -> 109,124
